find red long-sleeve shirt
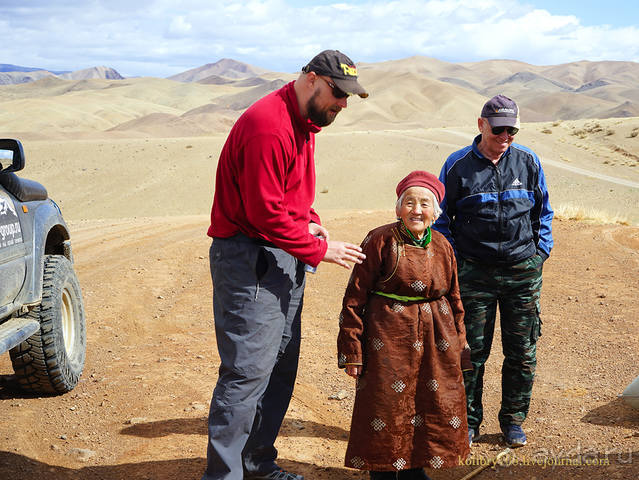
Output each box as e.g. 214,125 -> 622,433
208,81 -> 328,267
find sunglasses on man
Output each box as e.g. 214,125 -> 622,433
318,76 -> 350,99
491,126 -> 519,136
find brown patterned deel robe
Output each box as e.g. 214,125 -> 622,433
338,222 -> 470,472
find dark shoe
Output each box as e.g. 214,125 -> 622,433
502,424 -> 527,448
398,468 -> 431,480
468,426 -> 481,446
246,469 -> 304,480
370,471 -> 397,480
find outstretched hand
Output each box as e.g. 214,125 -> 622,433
323,240 -> 366,269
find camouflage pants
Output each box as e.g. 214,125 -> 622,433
457,254 -> 544,430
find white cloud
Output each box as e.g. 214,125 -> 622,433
167,15 -> 192,37
0,0 -> 637,77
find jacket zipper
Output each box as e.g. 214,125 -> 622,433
495,165 -> 503,257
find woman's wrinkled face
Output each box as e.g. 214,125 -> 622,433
396,186 -> 436,238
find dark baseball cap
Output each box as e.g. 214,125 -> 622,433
481,94 -> 520,128
302,50 -> 369,98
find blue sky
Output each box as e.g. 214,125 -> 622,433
1,0 -> 638,78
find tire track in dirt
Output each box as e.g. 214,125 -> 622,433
602,226 -> 639,265
541,158 -> 639,189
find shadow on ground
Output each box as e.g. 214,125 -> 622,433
1,449 -> 636,480
0,374 -> 52,400
581,397 -> 639,429
120,417 -> 350,441
0,452 -> 365,480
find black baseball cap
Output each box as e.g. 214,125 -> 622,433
481,94 -> 520,128
302,50 -> 369,98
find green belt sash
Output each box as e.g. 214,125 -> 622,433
372,291 -> 429,302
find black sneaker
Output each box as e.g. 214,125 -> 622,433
246,469 -> 304,480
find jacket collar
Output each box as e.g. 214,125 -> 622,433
283,81 -> 322,138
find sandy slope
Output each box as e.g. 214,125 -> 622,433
13,120 -> 639,225
2,59 -> 637,222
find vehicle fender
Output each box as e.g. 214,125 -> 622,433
21,199 -> 71,305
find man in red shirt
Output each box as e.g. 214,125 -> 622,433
202,50 -> 368,480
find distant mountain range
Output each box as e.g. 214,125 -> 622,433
0,65 -> 124,85
167,57 -> 639,121
353,56 -> 639,122
0,63 -> 70,75
0,58 -> 266,85
1,56 -> 638,137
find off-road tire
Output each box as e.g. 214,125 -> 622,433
10,255 -> 86,394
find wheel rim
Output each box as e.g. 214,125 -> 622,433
61,286 -> 76,354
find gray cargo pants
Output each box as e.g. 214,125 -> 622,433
202,234 -> 305,480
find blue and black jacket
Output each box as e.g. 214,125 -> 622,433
433,135 -> 554,265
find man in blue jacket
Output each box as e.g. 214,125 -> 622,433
433,95 -> 553,449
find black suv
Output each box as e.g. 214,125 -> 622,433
0,138 -> 86,394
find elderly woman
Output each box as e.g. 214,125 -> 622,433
337,171 -> 470,480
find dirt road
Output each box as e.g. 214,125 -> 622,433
1,212 -> 638,480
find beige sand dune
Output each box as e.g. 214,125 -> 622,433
540,60 -> 639,88
2,56 -> 639,140
9,116 -> 637,227
107,112 -> 213,137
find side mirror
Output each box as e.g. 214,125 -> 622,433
0,139 -> 26,173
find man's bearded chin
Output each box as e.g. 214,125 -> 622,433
306,91 -> 337,127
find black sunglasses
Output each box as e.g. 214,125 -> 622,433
491,125 -> 519,136
318,76 -> 349,99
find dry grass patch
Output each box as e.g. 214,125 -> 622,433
610,145 -> 639,162
554,203 -> 630,225
571,122 -> 614,138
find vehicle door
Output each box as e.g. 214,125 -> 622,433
0,180 -> 27,312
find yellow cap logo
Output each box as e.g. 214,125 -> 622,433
340,63 -> 358,76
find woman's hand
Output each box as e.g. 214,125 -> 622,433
345,365 -> 362,378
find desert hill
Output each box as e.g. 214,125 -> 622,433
1,56 -> 638,138
0,63 -> 69,75
0,69 -> 59,85
358,56 -> 639,122
167,58 -> 269,82
59,66 -> 124,81
0,65 -> 123,85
